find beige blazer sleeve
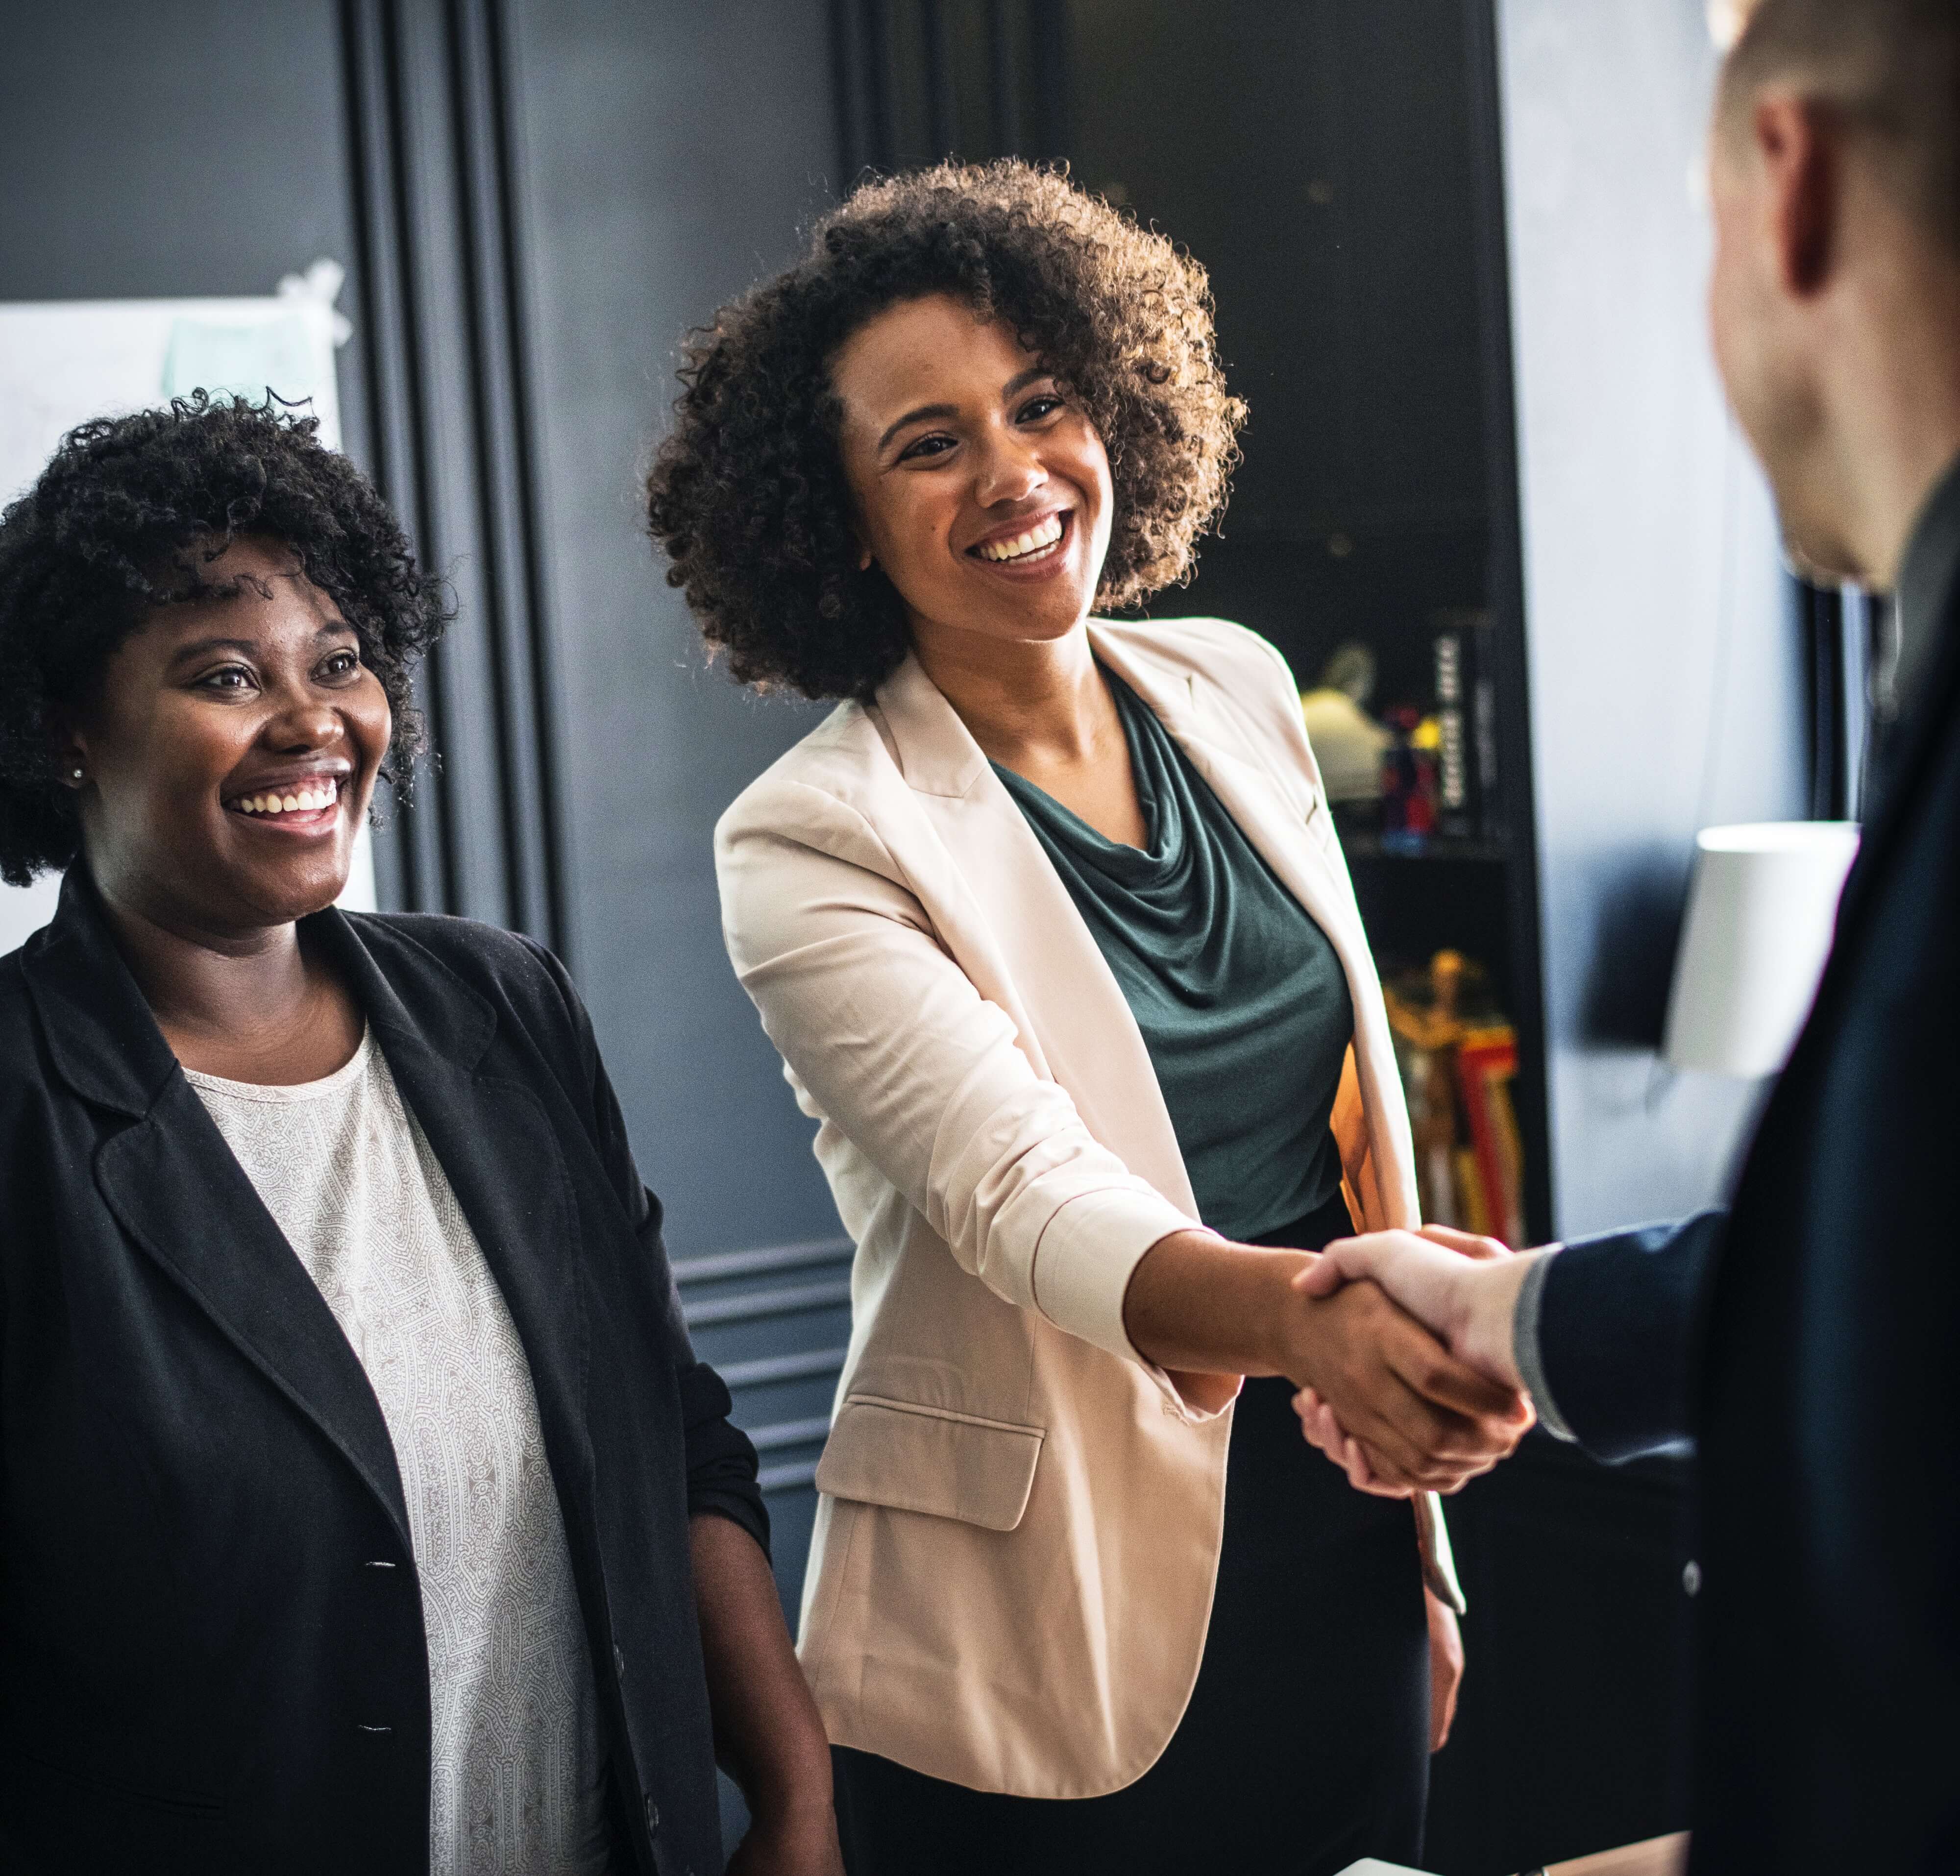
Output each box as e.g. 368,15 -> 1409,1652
716,778 -> 1206,1378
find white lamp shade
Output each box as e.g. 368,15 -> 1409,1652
1662,821 -> 1860,1077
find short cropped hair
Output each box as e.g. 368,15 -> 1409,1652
1720,0 -> 1960,254
644,159 -> 1247,702
0,395 -> 448,886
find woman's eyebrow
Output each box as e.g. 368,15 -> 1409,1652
167,635 -> 260,668
878,402 -> 957,453
167,621 -> 352,668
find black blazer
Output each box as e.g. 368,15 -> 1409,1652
0,874 -> 764,1876
1536,575 -> 1960,1870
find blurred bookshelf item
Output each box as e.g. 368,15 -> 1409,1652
1432,608 -> 1502,844
1306,614 -> 1502,855
1384,949 -> 1526,1246
1300,642 -> 1393,807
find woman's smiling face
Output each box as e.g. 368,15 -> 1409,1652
830,292 -> 1115,659
63,534 -> 391,938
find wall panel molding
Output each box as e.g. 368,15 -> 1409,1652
340,0 -> 568,954
830,0 -> 1068,181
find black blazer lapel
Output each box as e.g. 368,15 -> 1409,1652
95,1089 -> 414,1549
24,872 -> 411,1548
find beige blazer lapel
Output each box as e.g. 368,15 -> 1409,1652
1090,626 -> 1421,1230
871,654 -> 1200,1220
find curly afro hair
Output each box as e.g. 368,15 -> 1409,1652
645,159 -> 1247,701
0,394 -> 449,887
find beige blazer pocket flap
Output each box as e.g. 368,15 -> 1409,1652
814,1395 -> 1045,1533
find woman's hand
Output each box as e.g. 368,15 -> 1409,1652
1426,1589 -> 1465,1752
727,1806 -> 846,1876
1277,1270 -> 1532,1494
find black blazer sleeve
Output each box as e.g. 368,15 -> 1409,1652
518,935 -> 770,1554
1537,1207 -> 1724,1464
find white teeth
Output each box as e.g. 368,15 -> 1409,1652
234,780 -> 339,816
977,513 -> 1065,561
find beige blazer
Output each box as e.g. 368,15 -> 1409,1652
715,616 -> 1460,1800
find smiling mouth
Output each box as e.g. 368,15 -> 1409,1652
971,511 -> 1068,566
226,777 -> 344,819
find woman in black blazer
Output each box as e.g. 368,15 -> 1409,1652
0,398 -> 841,1876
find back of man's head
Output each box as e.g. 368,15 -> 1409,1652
1721,0 -> 1960,257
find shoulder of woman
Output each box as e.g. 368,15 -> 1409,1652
1103,614 -> 1300,701
346,910 -> 582,1042
715,702 -> 909,869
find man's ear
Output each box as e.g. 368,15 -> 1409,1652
1755,93 -> 1838,297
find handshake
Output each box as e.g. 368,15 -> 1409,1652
1288,1225 -> 1554,1497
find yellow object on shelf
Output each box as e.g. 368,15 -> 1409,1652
1382,950 -> 1527,1245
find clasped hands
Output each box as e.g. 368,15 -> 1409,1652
1290,1224 -> 1548,1496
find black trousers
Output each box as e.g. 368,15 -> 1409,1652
832,1193 -> 1431,1876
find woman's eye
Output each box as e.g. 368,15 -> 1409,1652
199,665 -> 254,693
1017,394 -> 1065,423
320,649 -> 362,680
898,433 -> 956,463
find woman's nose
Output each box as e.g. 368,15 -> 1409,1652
266,694 -> 344,752
972,431 -> 1047,508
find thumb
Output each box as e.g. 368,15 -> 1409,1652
1418,1222 -> 1511,1262
1293,1243 -> 1352,1296
1292,1238 -> 1381,1296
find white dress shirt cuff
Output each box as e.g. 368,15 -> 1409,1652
1512,1243 -> 1576,1441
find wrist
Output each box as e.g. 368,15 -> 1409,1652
738,1754 -> 834,1830
1460,1249 -> 1544,1387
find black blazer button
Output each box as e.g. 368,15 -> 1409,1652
613,1642 -> 627,1679
644,1795 -> 660,1832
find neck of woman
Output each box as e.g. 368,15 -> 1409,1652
911,616 -> 1119,774
92,875 -> 345,1079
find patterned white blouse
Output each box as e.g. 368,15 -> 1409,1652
187,1029 -> 612,1876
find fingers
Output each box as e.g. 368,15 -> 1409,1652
1292,1245 -> 1349,1297
1291,1387 -> 1419,1498
1326,1292 -> 1530,1486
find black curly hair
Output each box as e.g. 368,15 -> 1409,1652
0,394 -> 449,887
645,159 -> 1247,701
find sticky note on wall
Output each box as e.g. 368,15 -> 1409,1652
161,310 -> 326,410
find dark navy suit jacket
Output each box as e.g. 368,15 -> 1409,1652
1539,559 -> 1960,1871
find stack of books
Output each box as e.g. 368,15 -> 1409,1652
1383,948 -> 1526,1246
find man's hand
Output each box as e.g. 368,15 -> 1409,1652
1121,1225 -> 1533,1493
1296,1225 -> 1544,1384
1291,1226 -> 1555,1490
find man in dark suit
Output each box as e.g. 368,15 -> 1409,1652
1296,0 -> 1960,1870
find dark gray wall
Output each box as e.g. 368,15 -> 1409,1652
1496,0 -> 1807,1236
0,0 -> 358,304
504,1 -> 840,1260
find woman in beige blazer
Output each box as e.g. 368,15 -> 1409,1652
648,162 -> 1531,1876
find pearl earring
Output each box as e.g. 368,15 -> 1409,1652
70,766 -> 84,782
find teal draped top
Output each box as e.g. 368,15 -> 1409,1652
992,671 -> 1354,1242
